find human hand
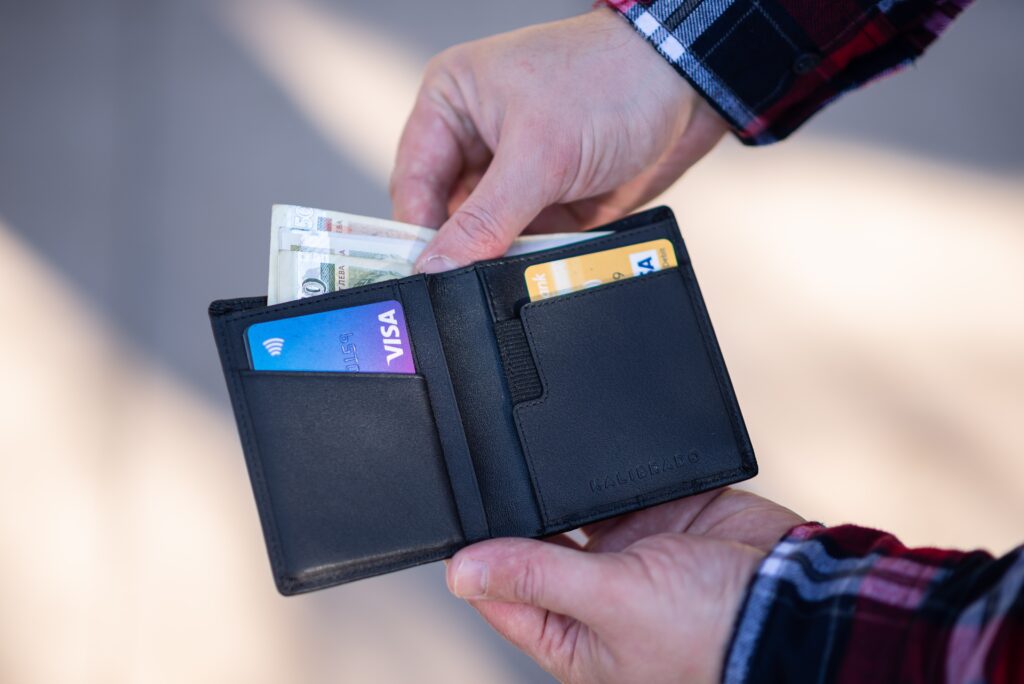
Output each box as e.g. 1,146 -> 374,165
446,489 -> 803,684
390,8 -> 727,273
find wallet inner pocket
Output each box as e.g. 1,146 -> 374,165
513,269 -> 755,530
234,370 -> 463,593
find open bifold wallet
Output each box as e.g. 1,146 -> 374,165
209,206 -> 756,595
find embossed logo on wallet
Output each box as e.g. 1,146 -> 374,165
588,451 -> 699,493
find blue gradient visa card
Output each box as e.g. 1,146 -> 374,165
246,300 -> 415,373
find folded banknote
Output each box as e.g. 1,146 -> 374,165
268,204 -> 610,305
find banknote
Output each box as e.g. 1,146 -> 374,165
275,228 -> 426,263
268,204 -> 611,305
274,249 -> 413,301
268,206 -> 433,303
272,204 -> 436,242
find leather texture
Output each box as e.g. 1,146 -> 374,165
209,207 -> 757,594
240,371 -> 462,594
515,269 -> 753,526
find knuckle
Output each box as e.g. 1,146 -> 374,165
426,45 -> 467,82
388,171 -> 422,206
449,205 -> 506,258
423,50 -> 450,79
388,167 -> 421,199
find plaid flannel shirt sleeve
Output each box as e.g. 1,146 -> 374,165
604,0 -> 972,144
724,523 -> 1024,683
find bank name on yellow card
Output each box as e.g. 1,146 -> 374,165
524,238 -> 678,301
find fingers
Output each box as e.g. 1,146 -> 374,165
578,490 -> 728,551
583,488 -> 805,555
585,490 -> 726,553
529,199 -> 650,235
681,489 -> 805,552
527,99 -> 728,236
467,598 -> 576,676
390,88 -> 470,229
446,538 -> 618,627
413,132 -> 555,273
395,89 -> 556,272
468,599 -> 547,648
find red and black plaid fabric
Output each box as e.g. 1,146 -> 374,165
605,0 -> 972,144
724,523 -> 1024,683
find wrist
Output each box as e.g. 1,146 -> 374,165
711,545 -> 768,683
722,524 -> 839,683
590,4 -> 722,136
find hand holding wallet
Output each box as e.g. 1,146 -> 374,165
209,207 -> 757,594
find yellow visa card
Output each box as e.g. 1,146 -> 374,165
524,238 -> 677,301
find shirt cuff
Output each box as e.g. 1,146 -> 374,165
603,0 -> 971,145
720,523 -> 978,683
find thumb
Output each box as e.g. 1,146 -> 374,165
447,538 -> 619,627
414,136 -> 554,273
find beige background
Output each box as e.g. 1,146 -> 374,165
0,0 -> 1021,682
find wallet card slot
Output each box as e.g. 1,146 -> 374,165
427,269 -> 544,537
397,276 -> 490,542
213,281 -> 406,373
494,319 -> 543,404
513,268 -> 756,530
233,370 -> 463,593
480,219 -> 678,322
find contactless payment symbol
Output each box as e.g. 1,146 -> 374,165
262,337 -> 285,357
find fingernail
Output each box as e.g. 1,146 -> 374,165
451,559 -> 488,598
416,254 -> 458,274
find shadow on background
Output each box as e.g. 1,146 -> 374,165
0,0 -> 1021,682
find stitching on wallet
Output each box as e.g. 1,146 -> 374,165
513,324 -> 552,523
678,266 -> 757,471
544,465 -> 752,530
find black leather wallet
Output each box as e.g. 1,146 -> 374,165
209,206 -> 756,594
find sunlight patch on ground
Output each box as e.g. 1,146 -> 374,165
0,217 -> 517,684
219,0 -> 423,187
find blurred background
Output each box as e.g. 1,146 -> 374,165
0,0 -> 1021,681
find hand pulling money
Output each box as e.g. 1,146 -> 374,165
268,204 -> 610,305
